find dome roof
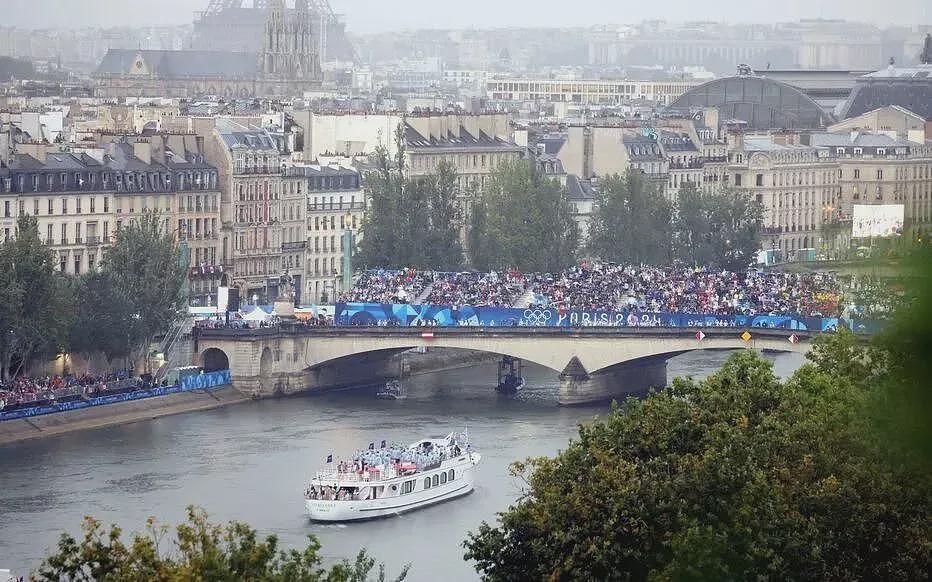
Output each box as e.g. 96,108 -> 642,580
667,75 -> 834,130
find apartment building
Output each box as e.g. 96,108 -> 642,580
289,165 -> 363,303
207,118 -> 308,304
0,138 -> 223,303
486,77 -> 699,107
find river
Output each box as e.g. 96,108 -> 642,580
0,349 -> 804,580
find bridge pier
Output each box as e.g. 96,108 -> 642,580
559,358 -> 668,405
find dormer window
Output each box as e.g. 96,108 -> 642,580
877,148 -> 886,156
836,147 -> 845,155
853,148 -> 862,156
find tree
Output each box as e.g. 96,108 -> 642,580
356,124 -> 464,271
587,170 -> 672,264
34,505 -> 409,581
101,212 -> 185,371
0,215 -> 72,381
673,184 -> 762,270
464,346 -> 930,581
69,271 -> 144,366
468,159 -> 578,272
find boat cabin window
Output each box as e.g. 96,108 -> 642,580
402,480 -> 415,494
440,473 -> 447,484
424,477 -> 431,489
448,469 -> 455,481
432,475 -> 439,487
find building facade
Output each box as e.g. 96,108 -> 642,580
0,139 -> 223,303
291,165 -> 363,303
487,77 -> 699,107
208,119 -> 308,305
93,0 -> 321,99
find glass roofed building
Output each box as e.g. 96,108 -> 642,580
666,69 -> 835,130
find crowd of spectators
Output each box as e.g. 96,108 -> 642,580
339,269 -> 433,304
526,263 -> 844,316
339,262 -> 859,318
0,371 -> 147,411
423,270 -> 525,307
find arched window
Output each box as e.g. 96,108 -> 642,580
424,477 -> 431,489
432,475 -> 439,487
440,473 -> 447,485
448,469 -> 455,481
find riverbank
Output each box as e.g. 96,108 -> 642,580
0,386 -> 250,446
0,350 -> 497,446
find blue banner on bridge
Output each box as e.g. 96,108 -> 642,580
0,370 -> 232,423
334,303 -> 878,334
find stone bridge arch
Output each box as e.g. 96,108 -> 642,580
196,327 -> 815,404
201,347 -> 230,372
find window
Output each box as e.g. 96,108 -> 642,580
876,169 -> 883,180
755,173 -> 763,187
448,469 -> 455,481
854,169 -> 860,179
60,223 -> 67,245
73,253 -> 81,274
62,198 -> 68,215
47,224 -> 52,242
734,174 -> 742,186
90,197 -> 95,213
424,477 -> 431,489
76,198 -> 82,214
103,197 -> 109,213
402,480 -> 415,495
440,472 -> 447,484
432,475 -> 439,487
3,201 -> 8,217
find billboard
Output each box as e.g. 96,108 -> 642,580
852,204 -> 904,238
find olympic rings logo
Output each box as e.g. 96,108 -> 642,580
522,309 -> 553,326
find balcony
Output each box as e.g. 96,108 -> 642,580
86,236 -> 101,246
282,241 -> 308,252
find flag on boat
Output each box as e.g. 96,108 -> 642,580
326,454 -> 333,464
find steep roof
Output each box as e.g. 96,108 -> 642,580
838,66 -> 932,121
95,49 -> 259,79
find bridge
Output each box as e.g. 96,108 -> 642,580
194,325 -> 814,405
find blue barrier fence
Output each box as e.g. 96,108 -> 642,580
0,370 -> 232,423
335,303 -> 879,334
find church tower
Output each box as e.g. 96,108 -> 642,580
259,0 -> 321,83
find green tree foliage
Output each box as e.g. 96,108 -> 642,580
101,211 -> 185,365
587,170 -> 672,264
464,346 -> 930,581
34,505 -> 409,581
0,215 -> 73,381
673,183 -> 763,270
468,159 -> 578,272
356,124 -> 464,271
69,271 -> 143,365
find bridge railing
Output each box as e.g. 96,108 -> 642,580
330,303 -> 878,334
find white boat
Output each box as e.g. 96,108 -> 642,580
304,431 -> 480,522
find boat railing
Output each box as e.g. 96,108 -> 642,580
314,466 -> 400,482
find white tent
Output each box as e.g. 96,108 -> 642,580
242,308 -> 272,322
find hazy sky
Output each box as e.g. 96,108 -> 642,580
2,0 -> 930,32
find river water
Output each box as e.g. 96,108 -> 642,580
0,350 -> 804,580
